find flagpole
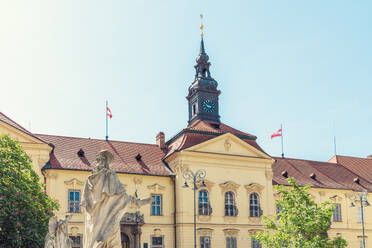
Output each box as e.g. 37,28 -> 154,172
105,100 -> 108,141
281,124 -> 284,158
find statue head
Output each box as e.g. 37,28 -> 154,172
48,216 -> 58,234
96,150 -> 114,168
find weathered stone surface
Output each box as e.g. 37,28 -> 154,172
44,215 -> 73,248
81,150 -> 151,248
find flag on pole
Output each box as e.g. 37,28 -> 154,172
107,107 -> 112,119
271,128 -> 282,139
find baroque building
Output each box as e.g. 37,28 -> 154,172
1,36 -> 372,248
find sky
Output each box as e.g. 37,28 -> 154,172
0,1 -> 371,162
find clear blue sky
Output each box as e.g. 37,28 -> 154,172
1,1 -> 371,161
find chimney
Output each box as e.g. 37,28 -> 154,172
367,155 -> 372,159
156,132 -> 166,150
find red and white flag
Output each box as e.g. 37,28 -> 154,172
271,128 -> 282,139
107,107 -> 112,119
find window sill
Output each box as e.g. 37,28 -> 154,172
223,216 -> 238,223
248,217 -> 262,224
197,215 -> 212,222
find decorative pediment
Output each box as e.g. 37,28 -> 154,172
196,179 -> 215,190
147,183 -> 166,193
219,181 -> 240,194
133,177 -> 143,185
318,191 -> 326,197
120,211 -> 144,224
197,228 -> 214,236
223,229 -> 240,236
70,227 -> 79,236
329,194 -> 343,202
0,121 -> 45,144
185,133 -> 272,159
64,178 -> 84,187
244,183 -> 264,194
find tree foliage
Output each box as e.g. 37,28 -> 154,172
253,178 -> 347,248
0,134 -> 59,247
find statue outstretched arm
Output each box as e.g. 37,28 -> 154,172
127,195 -> 153,209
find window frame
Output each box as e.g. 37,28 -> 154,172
198,190 -> 211,216
200,236 -> 211,248
225,191 -> 237,217
69,235 -> 82,248
226,236 -> 237,248
151,194 -> 163,216
150,235 -> 164,248
251,238 -> 261,248
249,193 -> 261,217
68,190 -> 81,213
333,203 -> 342,222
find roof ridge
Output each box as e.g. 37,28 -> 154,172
0,112 -> 49,145
336,154 -> 369,160
34,133 -> 158,146
274,156 -> 332,164
0,112 -> 31,133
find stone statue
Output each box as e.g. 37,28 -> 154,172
81,150 -> 152,248
44,215 -> 73,248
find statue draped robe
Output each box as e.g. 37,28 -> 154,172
82,167 -> 150,248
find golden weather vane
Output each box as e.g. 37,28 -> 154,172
200,14 -> 204,38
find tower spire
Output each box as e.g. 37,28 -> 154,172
186,15 -> 221,125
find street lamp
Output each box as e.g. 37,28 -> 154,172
182,169 -> 206,248
348,189 -> 370,248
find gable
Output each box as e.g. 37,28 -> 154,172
0,121 -> 44,144
184,133 -> 272,159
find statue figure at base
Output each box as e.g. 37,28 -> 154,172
44,215 -> 73,248
81,150 -> 152,248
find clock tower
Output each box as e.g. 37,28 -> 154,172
187,37 -> 221,125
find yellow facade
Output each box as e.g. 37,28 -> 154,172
1,118 -> 371,248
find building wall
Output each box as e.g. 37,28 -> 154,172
0,122 -> 51,180
2,123 -> 371,247
44,169 -> 175,248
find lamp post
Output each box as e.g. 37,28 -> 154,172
182,169 -> 206,248
348,189 -> 370,248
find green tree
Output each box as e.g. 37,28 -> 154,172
253,178 -> 347,248
0,134 -> 59,247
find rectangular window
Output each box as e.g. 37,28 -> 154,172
69,235 -> 82,248
192,103 -> 197,116
200,236 -> 211,248
357,206 -> 362,223
151,195 -> 162,216
68,190 -> 80,213
333,204 -> 342,222
251,238 -> 261,248
226,236 -> 237,248
151,236 -> 164,248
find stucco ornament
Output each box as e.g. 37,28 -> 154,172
81,150 -> 152,248
44,215 -> 73,248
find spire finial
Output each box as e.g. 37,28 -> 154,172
200,14 -> 204,38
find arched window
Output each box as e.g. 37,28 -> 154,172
225,191 -> 237,216
198,190 -> 211,215
250,193 -> 261,217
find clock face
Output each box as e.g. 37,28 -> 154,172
203,100 -> 215,113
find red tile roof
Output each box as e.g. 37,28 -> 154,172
329,155 -> 372,183
273,157 -> 372,191
165,120 -> 266,158
35,134 -> 171,176
185,120 -> 257,139
0,112 -> 48,144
